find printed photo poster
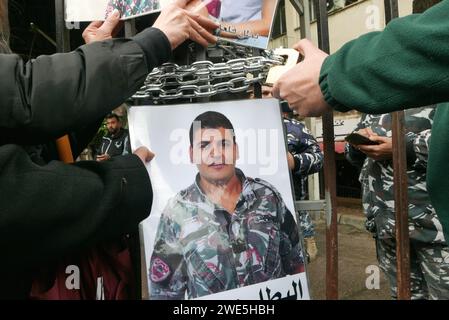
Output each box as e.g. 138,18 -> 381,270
65,0 -> 170,21
195,0 -> 280,49
128,99 -> 311,300
65,0 -> 279,49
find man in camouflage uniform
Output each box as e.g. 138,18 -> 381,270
345,106 -> 449,299
284,108 -> 323,261
149,111 -> 305,300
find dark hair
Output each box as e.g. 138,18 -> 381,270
189,111 -> 235,147
105,113 -> 120,122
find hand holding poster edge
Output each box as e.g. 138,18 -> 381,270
65,0 -> 281,50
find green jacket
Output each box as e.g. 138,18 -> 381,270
319,0 -> 449,241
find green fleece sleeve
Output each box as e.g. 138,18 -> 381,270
319,0 -> 449,114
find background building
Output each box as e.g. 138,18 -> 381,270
269,0 -> 413,202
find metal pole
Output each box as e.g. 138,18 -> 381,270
123,18 -> 147,300
124,20 -> 137,38
290,0 -> 312,39
55,0 -> 74,163
314,0 -> 338,300
384,0 -> 411,300
293,1 -> 318,202
55,0 -> 70,52
301,0 -> 312,39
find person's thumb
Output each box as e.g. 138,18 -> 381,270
100,9 -> 121,34
293,39 -> 318,57
86,21 -> 103,30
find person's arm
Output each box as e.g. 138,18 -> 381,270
271,188 -> 305,274
69,118 -> 104,159
0,145 -> 152,270
320,0 -> 449,114
344,118 -> 368,169
0,30 -> 170,145
411,129 -> 431,170
290,123 -> 323,177
0,1 -> 218,146
345,143 -> 367,170
280,207 -> 305,275
273,0 -> 449,117
149,201 -> 187,300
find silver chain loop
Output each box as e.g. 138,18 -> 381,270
133,55 -> 284,101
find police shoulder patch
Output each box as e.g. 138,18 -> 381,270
150,257 -> 171,283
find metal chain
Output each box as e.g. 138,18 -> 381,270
133,55 -> 284,101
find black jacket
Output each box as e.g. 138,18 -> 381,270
97,129 -> 132,158
0,28 -> 171,298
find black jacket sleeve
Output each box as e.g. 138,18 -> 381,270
0,28 -> 170,271
0,27 -> 170,145
0,145 -> 152,270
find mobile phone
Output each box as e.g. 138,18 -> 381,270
345,133 -> 379,146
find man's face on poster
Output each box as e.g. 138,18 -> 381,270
190,126 -> 239,184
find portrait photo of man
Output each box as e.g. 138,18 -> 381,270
147,111 -> 305,300
202,0 -> 278,49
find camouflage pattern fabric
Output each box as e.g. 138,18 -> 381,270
149,169 -> 305,300
345,106 -> 449,299
106,0 -> 159,18
284,117 -> 323,238
345,107 -> 446,244
299,212 -> 315,239
375,237 -> 449,299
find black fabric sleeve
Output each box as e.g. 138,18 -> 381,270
132,27 -> 172,68
0,145 -> 152,271
0,33 -> 170,145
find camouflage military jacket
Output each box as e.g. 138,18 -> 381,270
284,117 -> 323,200
149,169 -> 305,300
345,107 -> 446,244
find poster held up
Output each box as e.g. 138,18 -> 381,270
128,99 -> 311,300
65,0 -> 280,49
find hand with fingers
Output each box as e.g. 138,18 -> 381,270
153,0 -> 218,49
272,39 -> 330,117
356,127 -> 376,138
82,9 -> 123,44
357,134 -> 393,161
134,147 -> 156,164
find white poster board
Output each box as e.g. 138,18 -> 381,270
128,99 -> 310,300
65,0 -> 169,21
65,0 -> 280,49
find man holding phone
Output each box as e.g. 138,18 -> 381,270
345,107 -> 449,299
345,128 -> 393,161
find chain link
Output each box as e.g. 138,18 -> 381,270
133,55 -> 284,101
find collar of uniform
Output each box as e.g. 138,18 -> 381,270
191,168 -> 258,213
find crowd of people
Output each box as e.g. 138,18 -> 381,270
1,0 -> 449,300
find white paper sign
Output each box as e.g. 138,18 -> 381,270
128,99 -> 310,300
195,274 -> 310,300
65,0 -> 280,49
